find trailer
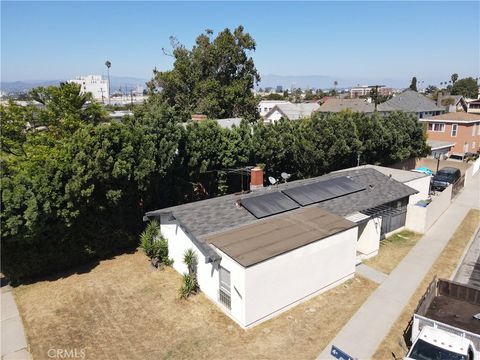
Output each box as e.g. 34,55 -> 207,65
406,278 -> 480,360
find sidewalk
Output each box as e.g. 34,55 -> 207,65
317,172 -> 480,360
1,281 -> 32,360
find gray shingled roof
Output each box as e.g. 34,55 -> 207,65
265,103 -> 320,120
378,89 -> 444,113
146,168 -> 417,240
318,99 -> 375,113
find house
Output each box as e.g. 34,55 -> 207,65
144,166 -> 421,328
263,102 -> 320,123
377,89 -> 445,119
258,100 -> 290,117
468,99 -> 480,114
436,93 -> 468,113
215,117 -> 243,129
420,112 -> 480,157
318,98 -> 375,113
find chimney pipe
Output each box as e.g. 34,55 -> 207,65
250,167 -> 264,191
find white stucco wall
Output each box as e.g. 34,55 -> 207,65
242,227 -> 358,327
160,216 -> 358,328
356,217 -> 382,259
405,185 -> 452,233
465,157 -> 480,185
159,216 -> 247,325
405,176 -> 431,205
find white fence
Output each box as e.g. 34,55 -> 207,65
465,157 -> 480,185
406,185 -> 453,234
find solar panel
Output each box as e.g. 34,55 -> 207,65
240,192 -> 300,219
282,176 -> 365,206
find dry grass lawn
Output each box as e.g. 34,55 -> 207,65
14,250 -> 377,360
364,230 -> 421,274
373,209 -> 480,360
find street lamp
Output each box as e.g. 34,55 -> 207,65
105,60 -> 111,105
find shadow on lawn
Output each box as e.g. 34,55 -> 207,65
8,246 -> 138,287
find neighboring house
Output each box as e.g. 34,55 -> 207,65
215,117 -> 243,129
258,100 -> 290,117
436,94 -> 468,113
68,75 -> 109,102
181,117 -> 243,129
377,89 -> 445,119
318,98 -> 375,113
145,167 -> 419,328
263,102 -> 320,122
426,139 -> 456,159
468,99 -> 480,114
420,112 -> 480,156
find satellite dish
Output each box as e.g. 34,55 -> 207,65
281,172 -> 291,181
268,176 -> 277,185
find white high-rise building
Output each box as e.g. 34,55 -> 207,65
69,75 -> 109,102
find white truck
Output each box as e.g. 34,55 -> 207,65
405,278 -> 480,360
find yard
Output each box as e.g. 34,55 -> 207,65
364,230 -> 422,274
373,209 -> 480,359
14,250 -> 377,360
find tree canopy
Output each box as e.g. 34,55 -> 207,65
451,77 -> 478,99
148,26 -> 261,121
409,77 -> 417,91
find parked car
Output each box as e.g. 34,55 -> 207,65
431,167 -> 461,191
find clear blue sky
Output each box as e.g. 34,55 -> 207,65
2,1 -> 479,85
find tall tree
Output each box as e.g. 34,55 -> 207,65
148,26 -> 261,121
451,77 -> 479,99
451,73 -> 458,84
409,77 -> 417,91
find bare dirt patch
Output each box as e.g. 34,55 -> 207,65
14,250 -> 377,360
373,209 -> 480,360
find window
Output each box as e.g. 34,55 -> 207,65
451,123 -> 458,137
428,123 -> 445,132
219,267 -> 231,309
473,141 -> 476,149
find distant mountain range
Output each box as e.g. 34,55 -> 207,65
2,74 -> 417,93
1,76 -> 149,93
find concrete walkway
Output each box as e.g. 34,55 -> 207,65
355,264 -> 388,284
317,172 -> 480,360
1,282 -> 32,360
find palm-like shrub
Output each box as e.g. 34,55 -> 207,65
139,220 -> 172,266
179,273 -> 198,299
179,248 -> 199,298
183,248 -> 198,275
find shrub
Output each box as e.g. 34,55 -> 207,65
139,220 -> 171,267
183,248 -> 198,275
179,273 -> 198,299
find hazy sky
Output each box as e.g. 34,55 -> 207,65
2,1 -> 479,84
